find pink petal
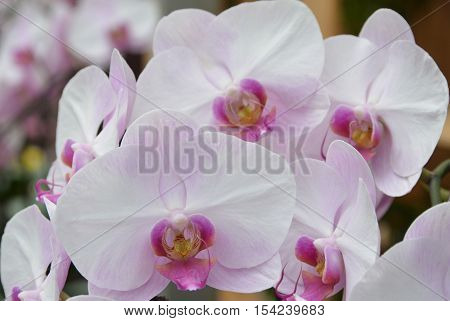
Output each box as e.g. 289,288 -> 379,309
330,105 -> 355,137
295,236 -> 318,267
72,148 -> 95,173
191,215 -> 216,250
156,257 -> 212,291
212,96 -> 229,125
151,219 -> 170,257
60,139 -> 75,167
322,246 -> 343,285
301,271 -> 334,301
240,78 -> 267,106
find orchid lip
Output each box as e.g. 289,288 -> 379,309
285,235 -> 345,300
330,105 -> 383,160
213,78 -> 275,142
60,139 -> 96,179
274,265 -> 302,301
151,214 -> 215,291
11,286 -> 21,301
11,286 -> 45,301
35,178 -> 62,204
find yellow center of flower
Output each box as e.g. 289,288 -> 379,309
225,89 -> 263,127
351,125 -> 374,149
162,225 -> 202,261
315,257 -> 325,276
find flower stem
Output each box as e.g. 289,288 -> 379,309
421,160 -> 450,206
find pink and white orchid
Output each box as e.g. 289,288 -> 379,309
35,49 -> 136,207
277,140 -> 380,300
0,205 -> 69,301
306,9 -> 449,198
133,0 -> 329,157
67,0 -> 161,66
53,110 -> 296,300
350,202 -> 450,300
0,2 -> 68,127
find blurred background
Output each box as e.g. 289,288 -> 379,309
0,0 -> 448,300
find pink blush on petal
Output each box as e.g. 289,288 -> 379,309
150,215 -> 216,291
330,105 -> 355,137
156,258 -> 213,291
295,236 -> 318,267
322,245 -> 344,285
301,271 -> 334,301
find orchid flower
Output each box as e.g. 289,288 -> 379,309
52,110 -> 296,300
132,0 -> 329,157
277,141 -> 380,300
67,0 -> 161,66
350,202 -> 450,300
0,205 -> 70,301
35,49 -> 136,207
304,9 -> 449,198
0,2 -> 67,127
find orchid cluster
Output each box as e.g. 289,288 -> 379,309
0,0 -> 161,168
1,0 -> 449,301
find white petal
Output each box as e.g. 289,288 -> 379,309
370,41 -> 449,177
185,132 -> 296,269
56,66 -> 114,156
291,159 -> 347,237
1,206 -> 53,299
335,180 -> 380,299
88,271 -> 169,301
349,238 -> 449,300
371,133 -> 421,196
153,9 -> 215,54
322,35 -> 385,105
54,145 -> 168,292
405,202 -> 450,244
326,140 -> 376,206
207,254 -> 282,293
122,110 -> 198,147
213,0 -> 324,81
360,9 -> 414,48
109,49 -> 136,127
132,47 -> 220,124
